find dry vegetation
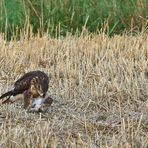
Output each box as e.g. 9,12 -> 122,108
0,32 -> 148,148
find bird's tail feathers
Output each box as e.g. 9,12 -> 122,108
0,89 -> 22,100
0,90 -> 14,99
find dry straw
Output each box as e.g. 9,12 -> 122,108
0,31 -> 148,147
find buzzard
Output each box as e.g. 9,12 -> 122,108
0,70 -> 52,112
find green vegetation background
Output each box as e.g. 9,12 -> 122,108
0,0 -> 147,39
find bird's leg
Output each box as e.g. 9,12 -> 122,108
23,90 -> 33,110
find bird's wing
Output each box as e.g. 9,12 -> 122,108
14,71 -> 41,92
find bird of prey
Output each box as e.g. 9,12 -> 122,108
0,70 -> 52,112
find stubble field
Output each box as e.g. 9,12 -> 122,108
0,32 -> 148,147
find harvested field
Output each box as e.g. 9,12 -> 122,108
0,33 -> 148,147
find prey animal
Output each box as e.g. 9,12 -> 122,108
28,92 -> 53,112
0,70 -> 53,112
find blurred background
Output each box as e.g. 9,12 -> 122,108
0,0 -> 148,40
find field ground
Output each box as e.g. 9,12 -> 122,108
0,33 -> 148,147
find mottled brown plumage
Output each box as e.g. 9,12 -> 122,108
0,70 -> 50,111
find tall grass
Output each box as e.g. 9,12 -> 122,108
0,0 -> 148,40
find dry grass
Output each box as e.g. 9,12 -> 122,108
0,32 -> 148,148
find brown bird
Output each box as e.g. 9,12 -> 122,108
0,70 -> 52,112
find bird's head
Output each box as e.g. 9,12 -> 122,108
30,77 -> 45,97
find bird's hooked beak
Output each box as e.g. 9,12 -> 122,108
39,92 -> 44,97
40,93 -> 46,98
